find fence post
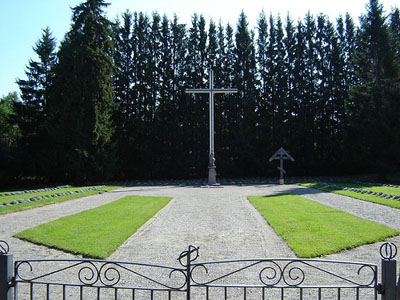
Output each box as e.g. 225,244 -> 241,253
178,245 -> 199,300
0,241 -> 13,300
380,242 -> 397,300
186,247 -> 191,300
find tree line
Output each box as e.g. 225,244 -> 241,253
1,0 -> 399,184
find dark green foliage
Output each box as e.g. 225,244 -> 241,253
47,0 -> 116,182
0,92 -> 22,185
348,0 -> 400,178
0,92 -> 21,147
4,0 -> 400,183
15,28 -> 57,178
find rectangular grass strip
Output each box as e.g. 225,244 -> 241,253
15,195 -> 171,258
300,182 -> 400,209
248,194 -> 398,258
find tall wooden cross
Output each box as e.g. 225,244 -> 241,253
186,69 -> 238,186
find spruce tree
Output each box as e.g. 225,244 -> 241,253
234,12 -> 258,175
284,14 -> 297,152
112,11 -> 135,179
47,0 -> 116,182
16,27 -> 57,176
255,11 -> 271,164
0,92 -> 22,184
350,0 -> 400,176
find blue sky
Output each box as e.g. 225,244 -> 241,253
1,0 -> 399,97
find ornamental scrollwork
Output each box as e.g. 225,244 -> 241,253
0,240 -> 9,255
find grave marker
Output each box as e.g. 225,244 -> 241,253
269,147 -> 295,184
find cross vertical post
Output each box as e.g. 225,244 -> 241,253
186,69 -> 238,186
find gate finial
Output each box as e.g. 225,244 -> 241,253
0,240 -> 9,255
380,242 -> 397,260
178,245 -> 199,267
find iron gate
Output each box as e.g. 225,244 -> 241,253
0,241 -> 398,299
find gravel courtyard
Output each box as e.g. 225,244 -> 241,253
1,183 -> 399,299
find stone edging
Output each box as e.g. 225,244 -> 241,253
317,182 -> 400,200
0,185 -> 72,197
0,185 -> 106,207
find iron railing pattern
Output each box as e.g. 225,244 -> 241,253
2,242 -> 396,299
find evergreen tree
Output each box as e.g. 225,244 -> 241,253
273,16 -> 288,148
234,12 -> 258,176
255,11 -> 271,167
112,10 -> 138,179
0,92 -> 22,184
0,92 -> 21,147
13,2 -> 400,181
184,14 -> 209,177
349,0 -> 400,176
390,8 -> 400,56
214,23 -> 236,176
15,27 -> 57,176
207,20 -> 218,70
153,15 -> 176,178
283,14 -> 297,153
47,0 -> 116,182
291,19 -> 309,171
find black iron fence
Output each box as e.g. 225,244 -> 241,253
0,241 -> 398,299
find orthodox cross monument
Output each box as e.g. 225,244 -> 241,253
269,147 -> 295,184
186,69 -> 238,186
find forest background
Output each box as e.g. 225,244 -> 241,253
1,0 -> 399,184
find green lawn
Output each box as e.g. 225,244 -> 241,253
15,195 -> 171,258
0,186 -> 120,215
300,182 -> 400,209
248,194 -> 398,258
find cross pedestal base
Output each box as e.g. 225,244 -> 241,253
208,166 -> 219,186
279,178 -> 284,185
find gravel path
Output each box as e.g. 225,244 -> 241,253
2,183 -> 400,299
1,184 -> 295,262
292,185 -> 400,231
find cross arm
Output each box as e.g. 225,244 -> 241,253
185,89 -> 210,93
213,88 -> 238,94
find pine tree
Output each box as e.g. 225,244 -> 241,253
47,0 -> 116,182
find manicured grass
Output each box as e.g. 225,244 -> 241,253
300,183 -> 400,209
0,186 -> 120,215
248,194 -> 398,258
15,195 -> 171,258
